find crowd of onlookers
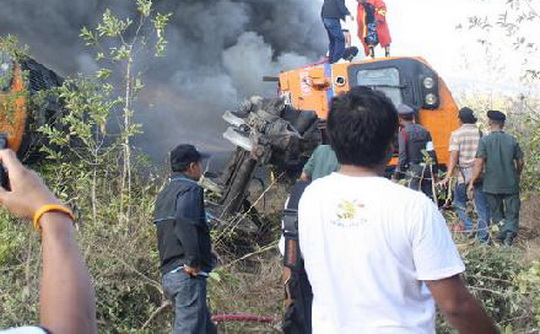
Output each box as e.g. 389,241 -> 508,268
283,88 -> 503,333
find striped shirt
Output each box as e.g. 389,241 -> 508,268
448,124 -> 482,182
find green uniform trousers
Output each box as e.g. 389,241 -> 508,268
485,192 -> 520,238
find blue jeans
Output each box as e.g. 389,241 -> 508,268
453,183 -> 491,242
323,18 -> 345,63
162,270 -> 217,334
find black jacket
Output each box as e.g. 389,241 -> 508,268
321,0 -> 350,19
398,123 -> 439,174
153,174 -> 214,274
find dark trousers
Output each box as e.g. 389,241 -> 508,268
322,18 -> 345,63
162,270 -> 217,334
283,268 -> 313,334
485,192 -> 520,239
406,164 -> 434,200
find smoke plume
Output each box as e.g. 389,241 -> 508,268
0,0 -> 326,163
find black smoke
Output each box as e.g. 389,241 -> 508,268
0,0 -> 326,163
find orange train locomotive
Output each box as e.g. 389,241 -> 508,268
277,56 -> 460,167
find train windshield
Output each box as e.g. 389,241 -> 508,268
356,67 -> 402,107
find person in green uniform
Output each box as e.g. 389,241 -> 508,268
300,144 -> 340,181
469,110 -> 525,246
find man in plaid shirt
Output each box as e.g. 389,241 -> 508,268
441,107 -> 490,243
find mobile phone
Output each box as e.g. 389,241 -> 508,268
0,133 -> 9,190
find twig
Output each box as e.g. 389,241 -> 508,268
114,256 -> 163,294
468,286 -> 508,295
221,242 -> 278,269
141,300 -> 172,329
464,273 -> 512,284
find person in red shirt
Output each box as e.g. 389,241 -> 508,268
356,0 -> 392,58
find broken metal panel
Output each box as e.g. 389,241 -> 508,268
207,95 -> 321,224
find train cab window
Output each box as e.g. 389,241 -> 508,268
356,68 -> 402,107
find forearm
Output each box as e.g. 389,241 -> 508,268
339,0 -> 351,16
430,151 -> 439,175
516,160 -> 524,176
446,152 -> 458,178
441,295 -> 498,334
470,159 -> 484,184
40,213 -> 96,334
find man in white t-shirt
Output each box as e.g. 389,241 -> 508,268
298,87 -> 497,334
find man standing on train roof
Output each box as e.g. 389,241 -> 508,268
469,110 -> 525,246
321,0 -> 354,63
395,104 -> 439,200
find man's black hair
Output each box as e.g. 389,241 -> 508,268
172,163 -> 190,173
458,107 -> 477,124
170,144 -> 205,173
327,86 -> 398,167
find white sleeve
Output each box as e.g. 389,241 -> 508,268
411,199 -> 465,281
0,327 -> 49,334
278,197 -> 291,256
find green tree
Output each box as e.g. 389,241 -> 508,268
43,0 -> 171,221
462,0 -> 540,191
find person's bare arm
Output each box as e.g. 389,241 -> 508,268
299,172 -> 311,182
515,159 -> 524,177
441,150 -> 459,185
0,149 -> 97,334
467,158 -> 484,195
426,275 -> 497,334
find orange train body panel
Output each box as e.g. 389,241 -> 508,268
279,56 -> 459,167
0,62 -> 28,151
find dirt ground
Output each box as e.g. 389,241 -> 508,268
517,195 -> 540,262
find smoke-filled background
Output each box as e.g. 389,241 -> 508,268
0,0 -> 326,163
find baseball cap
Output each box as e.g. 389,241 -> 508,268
170,144 -> 210,172
397,104 -> 415,115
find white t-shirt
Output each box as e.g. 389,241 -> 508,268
298,173 -> 465,334
0,327 -> 48,334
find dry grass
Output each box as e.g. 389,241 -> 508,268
209,253 -> 283,333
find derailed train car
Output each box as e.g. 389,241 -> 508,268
0,49 -> 64,160
211,56 -> 460,221
278,56 -> 460,166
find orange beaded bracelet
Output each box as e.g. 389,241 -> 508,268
32,204 -> 75,231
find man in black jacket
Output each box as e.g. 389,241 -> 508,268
153,144 -> 217,334
321,0 -> 353,63
395,104 -> 439,200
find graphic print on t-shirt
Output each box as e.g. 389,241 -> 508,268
333,199 -> 366,228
